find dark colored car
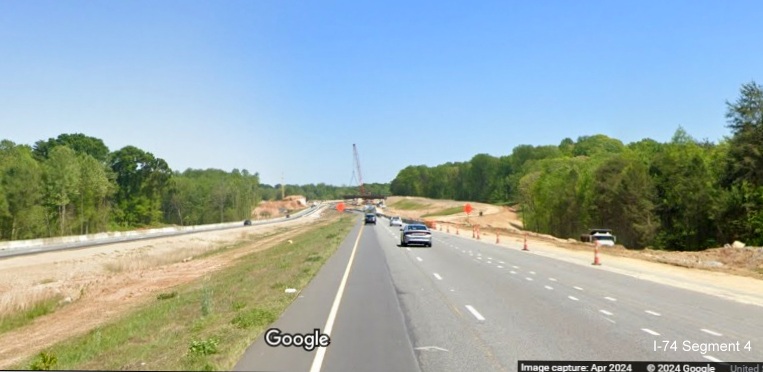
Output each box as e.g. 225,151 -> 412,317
364,213 -> 377,224
400,223 -> 432,247
244,219 -> 252,226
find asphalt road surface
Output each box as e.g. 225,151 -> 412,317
235,216 -> 763,372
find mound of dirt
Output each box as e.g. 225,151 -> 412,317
253,195 -> 308,219
383,196 -> 523,231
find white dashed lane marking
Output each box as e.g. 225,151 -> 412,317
599,310 -> 613,316
465,305 -> 486,321
433,273 -> 442,280
525,277 -> 533,281
573,286 -> 583,291
497,265 -> 504,269
544,285 -> 553,290
510,271 -> 517,274
605,297 -> 617,302
416,257 -> 423,262
641,328 -> 660,336
701,329 -> 723,336
568,296 -> 579,301
645,310 -> 661,316
549,278 -> 557,282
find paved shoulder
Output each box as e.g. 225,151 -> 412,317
234,219 -> 420,372
233,220 -> 362,371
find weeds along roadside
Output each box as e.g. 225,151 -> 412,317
15,214 -> 355,371
0,228 -> 288,336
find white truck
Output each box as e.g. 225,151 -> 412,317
580,228 -> 616,247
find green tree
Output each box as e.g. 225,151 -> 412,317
590,153 -> 658,248
650,135 -> 716,250
722,81 -> 763,187
44,146 -> 81,236
572,134 -> 625,157
33,133 -> 110,163
73,153 -> 115,234
465,154 -> 500,202
0,141 -> 45,240
109,146 -> 171,226
715,81 -> 763,244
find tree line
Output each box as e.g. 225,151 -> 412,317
258,183 -> 390,202
390,81 -> 763,251
0,133 -> 389,241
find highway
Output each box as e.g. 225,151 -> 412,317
235,215 -> 763,371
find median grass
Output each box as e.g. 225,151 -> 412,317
15,215 -> 355,371
390,199 -> 430,210
421,206 -> 463,218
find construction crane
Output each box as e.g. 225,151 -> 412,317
343,143 -> 386,202
353,143 -> 366,197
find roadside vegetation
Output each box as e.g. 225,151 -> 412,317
14,214 -> 354,371
391,81 -> 763,251
390,199 -> 430,210
0,294 -> 64,335
421,206 -> 463,218
0,133 -> 389,241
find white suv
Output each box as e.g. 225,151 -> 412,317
390,216 -> 403,226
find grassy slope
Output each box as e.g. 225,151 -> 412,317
389,199 -> 430,210
421,206 -> 462,218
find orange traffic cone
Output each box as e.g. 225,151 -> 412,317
592,241 -> 602,265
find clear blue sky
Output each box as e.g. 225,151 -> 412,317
2,1 -> 762,186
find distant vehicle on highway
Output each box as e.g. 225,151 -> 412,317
400,223 -> 432,247
244,219 -> 252,226
364,213 -> 377,225
389,216 -> 403,227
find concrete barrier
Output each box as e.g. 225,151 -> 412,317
0,205 -> 320,254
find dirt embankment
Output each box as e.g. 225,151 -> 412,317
382,196 -> 763,281
252,195 -> 308,219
